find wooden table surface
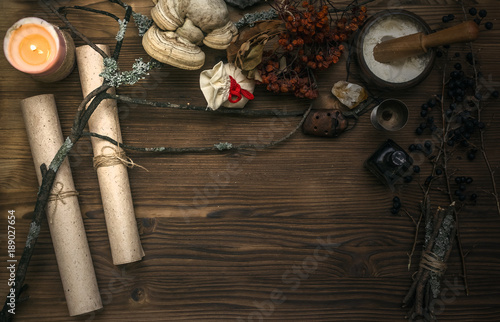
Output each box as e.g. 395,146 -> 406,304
1,0 -> 500,321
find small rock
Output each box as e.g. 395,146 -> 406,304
225,0 -> 262,9
331,81 -> 368,109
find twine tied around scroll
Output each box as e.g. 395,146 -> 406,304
93,146 -> 148,171
48,182 -> 79,223
419,251 -> 447,275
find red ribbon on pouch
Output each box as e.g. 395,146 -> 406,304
228,76 -> 254,103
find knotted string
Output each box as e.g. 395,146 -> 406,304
93,146 -> 148,171
47,182 -> 79,224
228,76 -> 254,103
419,251 -> 447,275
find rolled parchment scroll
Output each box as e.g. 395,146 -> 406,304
21,94 -> 102,316
76,44 -> 144,265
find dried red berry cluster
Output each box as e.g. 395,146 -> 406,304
259,1 -> 366,99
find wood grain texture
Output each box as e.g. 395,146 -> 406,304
1,0 -> 500,321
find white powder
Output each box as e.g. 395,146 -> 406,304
362,15 -> 432,83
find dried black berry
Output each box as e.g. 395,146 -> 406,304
468,152 -> 476,160
428,99 -> 437,107
474,17 -> 481,25
404,176 -> 413,183
435,169 -> 443,176
416,127 -> 424,135
391,207 -> 399,215
477,122 -> 485,129
459,184 -> 466,191
455,189 -> 462,196
393,196 -> 400,203
475,92 -> 483,100
425,176 -> 433,186
479,9 -> 487,18
454,62 -> 462,70
393,201 -> 401,209
455,177 -> 461,184
413,165 -> 421,174
420,110 -> 428,118
421,103 -> 429,110
470,193 -> 478,201
416,144 -> 423,151
466,177 -> 473,184
469,7 -> 477,16
492,90 -> 499,98
485,22 -> 493,30
442,16 -> 450,23
459,194 -> 466,201
409,144 -> 416,152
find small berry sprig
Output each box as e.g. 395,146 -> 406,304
258,1 -> 367,99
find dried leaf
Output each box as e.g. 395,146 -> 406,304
279,56 -> 287,72
227,20 -> 283,63
241,43 -> 265,71
238,41 -> 251,56
245,69 -> 263,82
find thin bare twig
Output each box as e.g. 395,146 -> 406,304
82,104 -> 313,153
43,0 -> 109,59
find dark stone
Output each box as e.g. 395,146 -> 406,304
225,0 -> 262,9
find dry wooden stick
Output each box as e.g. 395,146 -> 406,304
82,104 -> 312,153
0,87 -> 110,322
438,53 -> 469,296
459,0 -> 500,217
403,203 -> 456,321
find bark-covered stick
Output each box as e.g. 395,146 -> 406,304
21,94 -> 103,316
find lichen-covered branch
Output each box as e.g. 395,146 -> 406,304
108,93 -> 306,117
82,104 -> 312,153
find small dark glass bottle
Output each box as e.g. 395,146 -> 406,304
365,139 -> 413,187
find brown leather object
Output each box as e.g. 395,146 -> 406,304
302,109 -> 348,138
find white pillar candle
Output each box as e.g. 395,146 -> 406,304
3,17 -> 75,82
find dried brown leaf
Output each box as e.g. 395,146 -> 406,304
241,43 -> 265,71
227,20 -> 283,63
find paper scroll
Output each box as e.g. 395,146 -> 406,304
76,44 -> 144,265
21,94 -> 102,316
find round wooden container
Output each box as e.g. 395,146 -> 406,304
355,9 -> 436,91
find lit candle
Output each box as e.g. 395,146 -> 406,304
3,17 -> 75,82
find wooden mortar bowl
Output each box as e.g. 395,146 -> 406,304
355,9 -> 436,91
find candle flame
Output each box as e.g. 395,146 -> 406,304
29,44 -> 44,54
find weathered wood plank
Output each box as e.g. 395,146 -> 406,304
1,0 -> 500,320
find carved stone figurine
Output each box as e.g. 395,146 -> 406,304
143,0 -> 238,70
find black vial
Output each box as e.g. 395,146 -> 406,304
365,139 -> 414,187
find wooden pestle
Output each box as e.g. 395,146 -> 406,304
373,20 -> 479,63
